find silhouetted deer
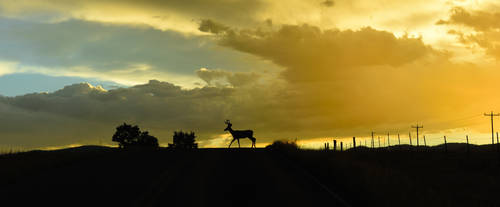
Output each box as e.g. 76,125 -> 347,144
225,120 -> 256,148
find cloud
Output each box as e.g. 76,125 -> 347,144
0,0 -> 460,40
0,73 -> 123,97
196,21 -> 500,138
438,6 -> 500,59
0,79 -> 299,148
0,18 -> 207,73
0,0 -> 265,35
321,0 -> 334,7
0,61 -> 17,76
196,68 -> 261,87
436,7 -> 500,31
0,17 -> 275,87
3,62 -> 500,149
198,19 -> 231,34
0,80 -> 231,148
209,23 -> 440,82
5,1 -> 500,149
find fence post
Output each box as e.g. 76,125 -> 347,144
444,136 -> 447,153
408,132 -> 413,146
497,132 -> 500,164
417,134 -> 419,147
497,132 -> 499,154
387,133 -> 390,148
353,137 -> 356,150
466,135 -> 470,154
333,140 -> 337,151
409,132 -> 412,145
408,132 -> 413,152
398,134 -> 401,146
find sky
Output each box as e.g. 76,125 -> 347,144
1,0 -> 500,149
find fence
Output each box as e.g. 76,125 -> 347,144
322,133 -> 500,153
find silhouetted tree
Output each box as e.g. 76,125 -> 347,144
137,131 -> 159,147
169,131 -> 198,149
112,123 -> 159,148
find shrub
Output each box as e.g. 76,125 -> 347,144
266,140 -> 299,151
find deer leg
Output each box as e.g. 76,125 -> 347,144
228,139 -> 235,148
237,139 -> 240,148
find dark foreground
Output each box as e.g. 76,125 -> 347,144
1,145 -> 500,206
0,147 -> 347,206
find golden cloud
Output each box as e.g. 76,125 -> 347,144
438,6 -> 500,59
201,21 -> 500,138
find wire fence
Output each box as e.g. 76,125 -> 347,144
312,112 -> 500,152
320,133 -> 500,153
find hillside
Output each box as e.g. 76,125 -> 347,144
1,145 -> 500,206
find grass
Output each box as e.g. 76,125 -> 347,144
2,143 -> 500,206
276,143 -> 500,207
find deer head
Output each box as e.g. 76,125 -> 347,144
224,120 -> 232,131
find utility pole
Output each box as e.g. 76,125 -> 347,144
484,112 -> 499,145
412,125 -> 423,147
398,133 -> 401,145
